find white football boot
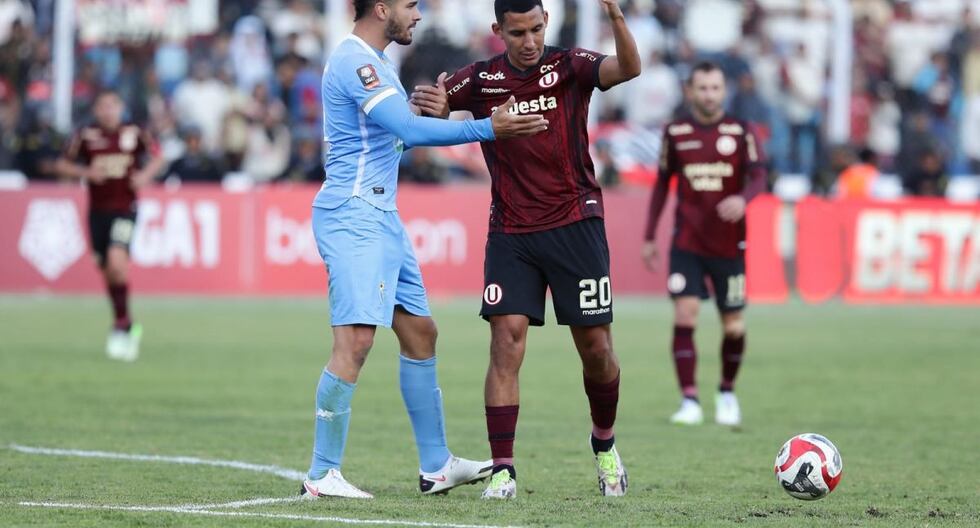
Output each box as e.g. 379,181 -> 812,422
300,469 -> 373,499
419,456 -> 492,495
715,392 -> 742,427
105,330 -> 129,361
480,469 -> 517,500
594,445 -> 628,497
669,398 -> 704,425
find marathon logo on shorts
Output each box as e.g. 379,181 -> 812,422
373,187 -> 385,195
357,64 -> 380,90
484,283 -> 503,305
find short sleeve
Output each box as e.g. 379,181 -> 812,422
445,63 -> 477,112
334,53 -> 401,115
744,123 -> 766,168
569,48 -> 608,90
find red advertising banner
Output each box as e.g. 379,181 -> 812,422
796,197 -> 980,304
16,185 -> 968,305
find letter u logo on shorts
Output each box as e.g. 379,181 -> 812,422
483,283 -> 503,305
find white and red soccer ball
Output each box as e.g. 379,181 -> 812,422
774,433 -> 843,500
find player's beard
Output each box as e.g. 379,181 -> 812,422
385,18 -> 413,45
694,100 -> 723,122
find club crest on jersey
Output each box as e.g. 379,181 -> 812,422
484,283 -> 503,305
716,135 -> 737,156
539,71 -> 559,88
357,64 -> 380,89
119,127 -> 138,152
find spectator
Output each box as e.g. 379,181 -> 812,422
886,1 -> 951,110
904,148 -> 947,197
867,84 -> 902,171
171,61 -> 232,154
269,0 -> 323,60
230,15 -> 273,93
278,126 -> 324,183
241,99 -> 290,182
399,147 -> 446,185
167,127 -> 225,183
0,88 -> 19,169
13,104 -> 62,180
836,147 -> 880,200
781,43 -> 822,175
624,49 -> 681,131
730,70 -> 770,132
898,111 -> 943,185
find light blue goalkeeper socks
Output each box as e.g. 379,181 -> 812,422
399,355 -> 451,473
308,368 -> 355,480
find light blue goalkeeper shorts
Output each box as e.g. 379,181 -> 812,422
312,196 -> 431,327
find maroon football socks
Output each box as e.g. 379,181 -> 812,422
584,370 -> 620,444
108,283 -> 131,330
720,334 -> 745,392
673,325 -> 698,399
486,405 -> 519,469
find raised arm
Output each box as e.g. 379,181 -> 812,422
597,0 -> 641,90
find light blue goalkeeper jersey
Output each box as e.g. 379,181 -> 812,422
314,34 -> 495,211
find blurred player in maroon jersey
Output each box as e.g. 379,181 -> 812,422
642,62 -> 767,427
412,0 -> 639,499
57,90 -> 165,361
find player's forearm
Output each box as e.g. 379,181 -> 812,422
643,175 -> 670,241
370,96 -> 494,147
741,165 -> 768,203
55,158 -> 88,180
609,15 -> 641,80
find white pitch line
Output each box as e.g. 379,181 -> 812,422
8,444 -> 305,481
181,496 -> 304,510
18,502 -> 522,528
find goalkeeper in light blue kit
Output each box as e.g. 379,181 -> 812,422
301,0 -> 548,499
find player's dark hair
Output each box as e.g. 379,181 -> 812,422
494,0 -> 544,23
352,0 -> 393,22
93,88 -> 120,103
687,61 -> 723,84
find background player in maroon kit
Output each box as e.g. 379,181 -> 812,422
642,62 -> 767,427
412,0 -> 640,499
57,90 -> 165,361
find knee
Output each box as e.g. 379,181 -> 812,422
346,332 -> 375,367
401,319 -> 437,361
489,320 -> 525,370
722,315 -> 745,338
675,306 -> 699,327
580,333 -> 613,362
105,265 -> 127,285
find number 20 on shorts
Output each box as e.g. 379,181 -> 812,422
579,276 -> 612,309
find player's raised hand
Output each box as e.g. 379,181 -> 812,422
411,72 -> 450,118
642,240 -> 660,272
716,195 -> 747,223
491,96 -> 549,139
598,0 -> 625,19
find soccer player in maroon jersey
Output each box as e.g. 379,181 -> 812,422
642,62 -> 767,427
411,0 -> 640,498
57,90 -> 165,361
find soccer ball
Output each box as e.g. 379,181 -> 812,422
774,433 -> 843,500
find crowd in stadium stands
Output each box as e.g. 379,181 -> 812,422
0,0 -> 978,199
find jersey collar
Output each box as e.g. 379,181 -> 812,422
346,33 -> 386,60
502,46 -> 554,78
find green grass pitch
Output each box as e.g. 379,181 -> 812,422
1,296 -> 978,526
